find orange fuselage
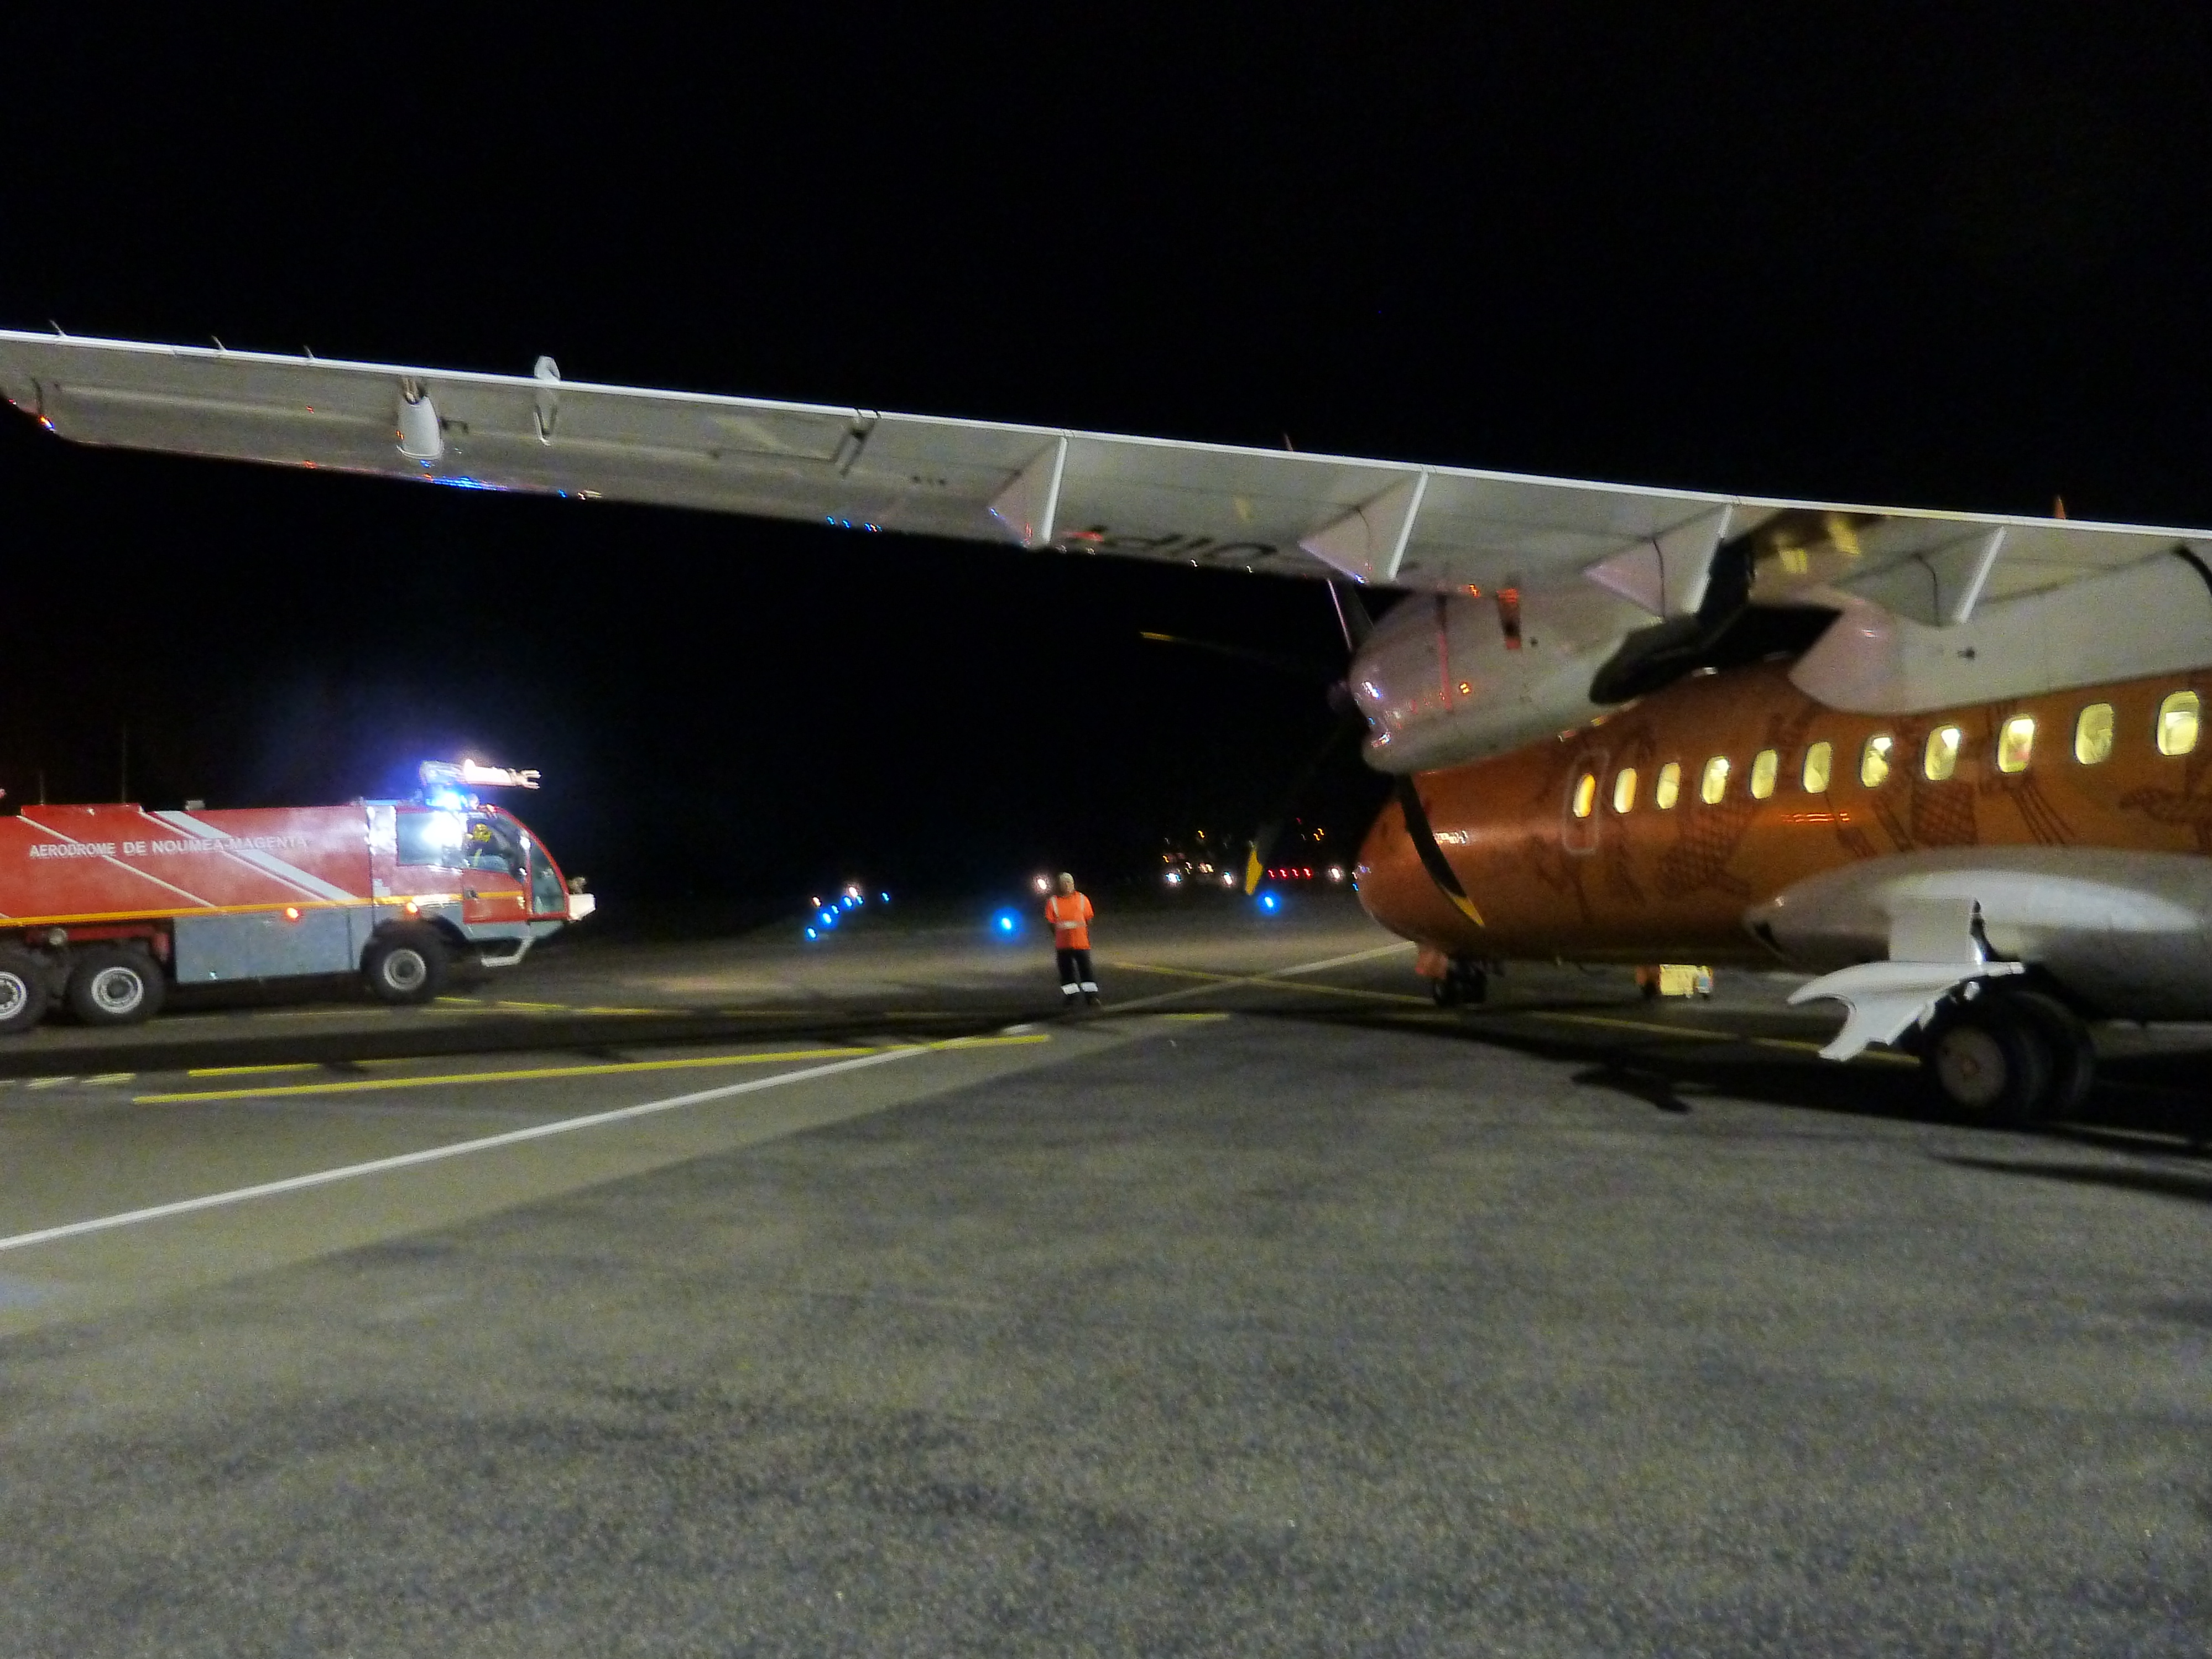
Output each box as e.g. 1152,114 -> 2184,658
1356,661 -> 2212,965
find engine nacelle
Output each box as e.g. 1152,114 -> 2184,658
1347,586 -> 1651,774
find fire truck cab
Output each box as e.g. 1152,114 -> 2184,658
0,767 -> 593,1033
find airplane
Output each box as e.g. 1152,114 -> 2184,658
4,327 -> 2210,1126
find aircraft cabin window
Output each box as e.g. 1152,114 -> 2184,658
1996,714 -> 2036,774
1802,740 -> 1833,793
1750,748 -> 1779,799
1700,755 -> 1730,805
1924,725 -> 1962,781
1572,773 -> 1598,818
1861,734 -> 1893,787
1655,761 -> 1682,810
1613,768 -> 1638,814
2074,702 -> 2115,765
2158,690 -> 2201,757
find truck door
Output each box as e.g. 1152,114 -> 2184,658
524,834 -> 568,920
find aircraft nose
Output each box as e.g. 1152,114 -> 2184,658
1355,795 -> 1431,940
1355,786 -> 1486,950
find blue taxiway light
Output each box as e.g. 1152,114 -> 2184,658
805,927 -> 818,940
1258,893 -> 1281,913
840,896 -> 855,910
879,892 -> 889,902
994,910 -> 1019,935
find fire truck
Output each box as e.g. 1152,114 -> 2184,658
0,761 -> 592,1033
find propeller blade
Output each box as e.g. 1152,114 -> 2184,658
1393,775 -> 1483,925
1137,632 -> 1337,679
1242,710 -> 1363,894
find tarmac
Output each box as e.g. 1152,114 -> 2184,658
0,891 -> 2206,1655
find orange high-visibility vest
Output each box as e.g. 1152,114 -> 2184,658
1044,892 -> 1093,951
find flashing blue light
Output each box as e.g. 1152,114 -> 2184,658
1258,892 -> 1281,913
426,787 -> 468,810
994,910 -> 1019,935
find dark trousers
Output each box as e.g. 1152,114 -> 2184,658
1056,947 -> 1095,997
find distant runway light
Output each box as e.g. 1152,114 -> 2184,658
1032,875 -> 1051,895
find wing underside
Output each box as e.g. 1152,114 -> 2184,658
3,330 -> 2206,626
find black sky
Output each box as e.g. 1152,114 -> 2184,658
6,10 -> 2211,915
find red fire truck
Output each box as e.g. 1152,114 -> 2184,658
0,777 -> 592,1033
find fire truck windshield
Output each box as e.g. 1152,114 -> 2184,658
397,810 -> 524,875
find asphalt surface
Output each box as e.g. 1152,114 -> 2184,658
1,894 -> 2206,1655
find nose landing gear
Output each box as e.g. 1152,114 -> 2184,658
1430,958 -> 1489,1007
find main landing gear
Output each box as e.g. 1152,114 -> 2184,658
1916,985 -> 2095,1128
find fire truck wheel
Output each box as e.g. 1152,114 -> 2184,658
0,946 -> 50,1034
363,929 -> 448,1004
66,946 -> 166,1026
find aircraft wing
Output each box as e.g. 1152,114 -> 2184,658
3,329 -> 2208,621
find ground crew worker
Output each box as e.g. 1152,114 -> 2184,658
1044,872 -> 1099,1006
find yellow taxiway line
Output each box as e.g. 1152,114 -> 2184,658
135,1034 -> 1050,1105
1109,959 -> 1917,1065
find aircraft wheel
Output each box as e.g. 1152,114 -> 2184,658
1922,993 -> 2053,1128
363,928 -> 448,1005
66,946 -> 166,1026
2007,990 -> 2096,1121
0,946 -> 51,1035
1451,963 -> 1488,1005
1431,977 -> 1458,1007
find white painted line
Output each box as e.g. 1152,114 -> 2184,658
0,1044 -> 930,1256
1104,940 -> 1414,1014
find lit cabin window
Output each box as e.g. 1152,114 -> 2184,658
1996,714 -> 2035,774
1654,761 -> 1682,810
1572,773 -> 1598,818
1861,734 -> 1893,787
1802,740 -> 1833,793
1700,755 -> 1730,805
1750,748 -> 1778,799
1924,725 -> 1962,781
2074,702 -> 2115,764
1613,767 -> 1638,813
2158,690 -> 2201,756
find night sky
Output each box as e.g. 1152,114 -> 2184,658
7,13 -> 2211,919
